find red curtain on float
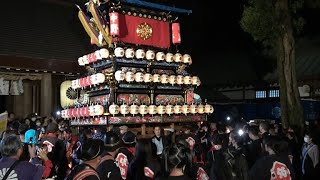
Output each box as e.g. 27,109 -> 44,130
116,14 -> 170,48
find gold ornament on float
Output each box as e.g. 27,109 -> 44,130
136,22 -> 153,40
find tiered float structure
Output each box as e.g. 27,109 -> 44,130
60,0 -> 214,131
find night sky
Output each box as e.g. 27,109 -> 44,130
170,0 -> 320,87
72,0 -> 320,88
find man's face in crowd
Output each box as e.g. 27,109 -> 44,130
210,123 -> 217,131
64,131 -> 71,140
154,127 -> 161,137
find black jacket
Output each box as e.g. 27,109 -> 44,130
249,154 -> 295,180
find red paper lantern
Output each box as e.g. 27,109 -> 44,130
88,53 -> 97,63
86,76 -> 92,86
172,23 -> 181,44
84,106 -> 90,117
109,12 -> 120,36
67,109 -> 72,118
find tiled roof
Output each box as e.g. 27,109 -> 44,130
264,36 -> 320,82
0,0 -> 92,62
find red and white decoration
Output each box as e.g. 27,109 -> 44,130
109,12 -> 120,36
172,23 -> 181,44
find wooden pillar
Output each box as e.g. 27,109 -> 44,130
13,95 -> 24,119
141,124 -> 146,136
40,73 -> 52,117
23,81 -> 32,117
170,123 -> 175,143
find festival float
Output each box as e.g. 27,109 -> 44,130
60,0 -> 214,131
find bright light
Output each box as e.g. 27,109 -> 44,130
226,116 -> 231,121
56,111 -> 61,115
226,128 -> 231,133
238,129 -> 244,136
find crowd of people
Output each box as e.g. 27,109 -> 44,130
0,112 -> 320,180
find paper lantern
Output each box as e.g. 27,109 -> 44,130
115,70 -> 125,82
204,104 -> 214,114
135,72 -> 144,83
189,104 -> 197,114
197,104 -> 204,114
130,104 -> 139,116
153,74 -> 161,83
146,50 -> 155,60
182,105 -> 189,115
156,52 -> 165,61
160,74 -> 169,84
94,105 -> 104,116
109,12 -> 120,36
148,105 -> 157,115
176,75 -> 184,85
174,53 -> 182,63
165,104 -> 174,115
165,53 -> 174,63
172,23 -> 181,44
157,105 -> 166,115
139,105 -> 148,116
120,104 -> 130,115
183,76 -> 191,85
100,48 -> 109,59
174,105 -> 181,114
135,49 -> 145,59
144,73 -> 152,83
114,47 -> 124,57
109,103 -> 120,115
169,75 -> 176,85
125,71 -> 134,82
125,48 -> 135,58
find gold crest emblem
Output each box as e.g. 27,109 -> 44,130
136,22 -> 153,40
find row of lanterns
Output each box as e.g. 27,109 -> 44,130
71,73 -> 105,89
115,70 -> 201,86
108,103 -> 214,116
61,105 -> 104,119
61,103 -> 214,119
78,47 -> 192,66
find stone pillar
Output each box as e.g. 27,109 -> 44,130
23,81 -> 32,117
40,73 -> 52,117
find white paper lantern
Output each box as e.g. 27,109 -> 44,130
100,48 -> 110,59
197,104 -> 204,114
182,104 -> 189,115
120,104 -> 130,115
157,105 -> 166,115
135,49 -> 145,59
165,53 -> 174,63
160,74 -> 169,84
174,105 -> 181,114
134,72 -> 144,83
125,71 -> 134,82
156,52 -> 165,61
115,70 -> 125,82
146,50 -> 155,60
130,104 -> 139,116
94,105 -> 104,116
144,73 -> 152,83
125,48 -> 135,58
139,105 -> 148,116
174,53 -> 182,63
114,47 -> 124,57
204,104 -> 214,114
165,104 -> 174,115
109,103 -> 120,115
148,105 -> 157,115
